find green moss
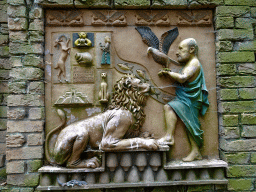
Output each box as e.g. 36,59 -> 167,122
24,173 -> 39,187
224,153 -> 250,164
228,179 -> 253,190
217,52 -> 255,63
27,160 -> 42,172
223,114 -> 239,126
221,101 -> 256,113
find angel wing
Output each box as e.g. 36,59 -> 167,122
159,27 -> 179,55
135,26 -> 159,49
92,11 -> 107,22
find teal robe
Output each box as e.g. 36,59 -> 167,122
168,65 -> 209,147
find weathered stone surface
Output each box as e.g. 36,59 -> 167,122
220,138 -> 256,152
7,0 -> 25,5
0,24 -> 8,34
28,31 -> 44,42
222,152 -> 250,164
27,160 -> 42,172
251,153 -> 256,163
7,173 -> 40,186
8,18 -> 28,30
0,4 -> 7,23
23,54 -> 43,68
20,188 -> 34,192
228,165 -> 256,177
6,134 -> 26,147
28,82 -> 44,94
216,6 -> 250,17
0,131 -> 6,143
28,19 -> 43,31
152,0 -> 187,8
29,7 -> 43,19
217,64 -> 236,75
8,82 -> 26,94
238,63 -> 256,75
8,95 -> 44,106
225,0 -> 256,6
228,179 -> 253,190
0,35 -> 8,45
0,106 -> 7,118
7,6 -> 27,18
235,18 -> 253,29
218,76 -> 255,88
0,46 -> 9,57
6,146 -> 43,160
9,31 -> 27,42
218,29 -> 254,41
234,40 -> 256,51
222,114 -> 239,126
6,161 -> 25,173
220,101 -> 256,113
242,126 -> 256,137
219,89 -> 238,100
7,120 -> 44,132
0,155 -> 5,168
0,70 -> 9,80
241,113 -> 256,124
10,56 -> 22,67
252,7 -> 256,18
0,143 -> 6,155
0,119 -> 7,130
10,68 -> 43,81
0,81 -> 8,94
9,42 -> 43,54
239,88 -> 256,99
28,107 -> 44,120
216,17 -> 234,29
27,133 -> 43,146
0,58 -> 11,69
222,127 -> 240,139
7,107 -> 25,119
216,41 -> 232,52
115,0 -> 150,8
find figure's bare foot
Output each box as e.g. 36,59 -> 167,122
157,134 -> 174,145
182,150 -> 202,162
143,139 -> 159,150
67,157 -> 101,168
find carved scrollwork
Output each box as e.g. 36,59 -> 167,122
135,11 -> 170,26
177,11 -> 212,26
91,11 -> 127,26
46,11 -> 84,26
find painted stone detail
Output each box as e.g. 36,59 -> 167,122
92,11 -> 127,26
98,72 -> 109,103
100,36 -> 111,65
73,66 -> 94,83
54,88 -> 91,106
135,11 -> 170,26
6,134 -> 26,147
74,32 -> 92,47
46,11 -> 84,26
177,11 -> 212,26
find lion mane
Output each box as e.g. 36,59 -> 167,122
107,75 -> 148,138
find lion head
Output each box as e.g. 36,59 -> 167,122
108,74 -> 150,138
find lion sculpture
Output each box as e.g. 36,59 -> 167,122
45,75 -> 159,168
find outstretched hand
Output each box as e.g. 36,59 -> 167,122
158,68 -> 171,77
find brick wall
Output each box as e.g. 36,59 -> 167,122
0,0 -> 255,191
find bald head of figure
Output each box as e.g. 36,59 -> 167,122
176,38 -> 198,63
181,38 -> 198,56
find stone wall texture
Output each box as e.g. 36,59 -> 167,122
0,0 -> 255,191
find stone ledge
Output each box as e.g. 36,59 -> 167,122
39,166 -> 104,173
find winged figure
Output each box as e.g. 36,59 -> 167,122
135,26 -> 179,67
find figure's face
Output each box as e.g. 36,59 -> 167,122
101,73 -> 107,78
130,78 -> 150,94
176,40 -> 191,63
79,32 -> 87,38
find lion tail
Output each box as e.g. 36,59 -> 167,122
45,109 -> 66,164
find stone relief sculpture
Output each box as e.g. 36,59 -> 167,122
98,72 -> 109,103
54,35 -> 70,82
135,11 -> 170,26
74,32 -> 92,47
156,38 -> 209,161
45,75 -> 159,168
75,52 -> 93,65
177,11 -> 212,26
92,11 -> 127,26
99,36 -> 111,65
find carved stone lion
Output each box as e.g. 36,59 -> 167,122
45,75 -> 159,168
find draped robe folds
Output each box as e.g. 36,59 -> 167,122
167,65 -> 209,147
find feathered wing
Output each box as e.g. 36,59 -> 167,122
160,27 -> 179,55
135,26 -> 159,49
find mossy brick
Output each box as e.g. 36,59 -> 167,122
0,46 -> 9,57
0,5 -> 7,23
239,88 -> 256,99
24,173 -> 40,186
151,0 -> 188,9
0,81 -> 8,94
7,0 -> 25,5
217,52 -> 255,63
218,29 -> 254,41
28,31 -> 44,42
0,24 -> 9,35
7,173 -> 40,186
10,68 -> 43,81
0,119 -> 7,130
73,0 -> 110,8
29,107 -> 45,120
228,165 -> 256,177
9,82 -> 26,94
235,18 -> 253,29
7,6 -> 27,17
10,56 -> 22,67
223,127 -> 240,139
0,70 -> 10,80
238,63 -> 256,75
29,7 -> 43,19
7,94 -> 44,106
115,0 -> 150,9
222,114 -> 239,126
216,6 -> 250,17
223,152 -> 250,164
218,76 -> 255,88
0,131 -> 5,143
6,146 -> 43,160
0,167 -> 6,177
217,64 -> 236,75
7,161 -> 25,173
228,179 -> 253,191
29,19 -> 43,31
216,41 -> 232,52
8,18 -> 28,30
24,55 -> 43,68
10,189 -> 19,192
252,7 -> 256,18
9,42 -> 43,54
241,113 -> 256,125
27,160 -> 42,172
234,40 -> 256,51
225,0 -> 256,6
242,126 -> 256,137
9,31 -> 27,42
187,185 -> 214,192
0,143 -> 6,155
251,152 -> 256,163
7,107 -> 26,119
216,17 -> 233,29
28,82 -> 44,94
0,35 -> 8,45
220,138 -> 256,151
0,106 -> 7,118
219,89 -> 238,100
0,58 -> 11,69
20,188 -> 34,192
220,101 -> 256,113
